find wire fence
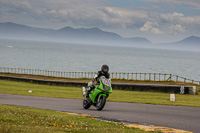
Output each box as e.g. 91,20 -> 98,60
0,67 -> 199,85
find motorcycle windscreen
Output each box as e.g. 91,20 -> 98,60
99,76 -> 111,92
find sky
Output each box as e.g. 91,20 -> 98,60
0,0 -> 200,43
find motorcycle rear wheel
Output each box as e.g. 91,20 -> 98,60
96,96 -> 106,111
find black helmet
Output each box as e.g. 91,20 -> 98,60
101,64 -> 109,73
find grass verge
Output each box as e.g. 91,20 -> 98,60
0,80 -> 200,107
0,104 -> 159,133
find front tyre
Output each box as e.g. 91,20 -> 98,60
83,100 -> 91,109
96,96 -> 106,111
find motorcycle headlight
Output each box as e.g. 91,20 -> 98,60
103,85 -> 110,92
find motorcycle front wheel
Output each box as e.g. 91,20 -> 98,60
83,99 -> 91,109
96,96 -> 106,111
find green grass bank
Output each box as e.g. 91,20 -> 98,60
0,80 -> 200,107
1,104 -> 161,133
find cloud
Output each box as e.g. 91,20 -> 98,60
37,1 -> 148,29
160,12 -> 184,22
0,0 -> 32,12
0,0 -> 149,29
0,0 -> 200,43
172,12 -> 184,17
0,0 -> 199,31
140,21 -> 163,34
141,0 -> 200,9
170,24 -> 185,35
160,12 -> 200,32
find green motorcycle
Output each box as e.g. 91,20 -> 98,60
82,76 -> 112,111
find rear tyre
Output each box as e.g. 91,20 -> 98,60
83,100 -> 91,109
96,96 -> 106,111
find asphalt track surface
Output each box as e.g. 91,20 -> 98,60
0,93 -> 200,133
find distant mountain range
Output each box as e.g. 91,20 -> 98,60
0,22 -> 150,45
0,22 -> 200,50
176,36 -> 200,45
156,36 -> 200,51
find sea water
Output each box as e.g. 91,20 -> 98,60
0,39 -> 200,81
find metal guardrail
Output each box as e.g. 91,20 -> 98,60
0,67 -> 199,85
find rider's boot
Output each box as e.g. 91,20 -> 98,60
86,86 -> 94,98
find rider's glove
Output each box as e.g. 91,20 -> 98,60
94,82 -> 98,85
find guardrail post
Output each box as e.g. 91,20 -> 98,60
136,73 -> 137,80
149,73 -> 151,81
168,74 -> 172,81
164,74 -> 166,81
159,73 -> 160,81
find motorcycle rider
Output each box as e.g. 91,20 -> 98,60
86,64 -> 110,98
